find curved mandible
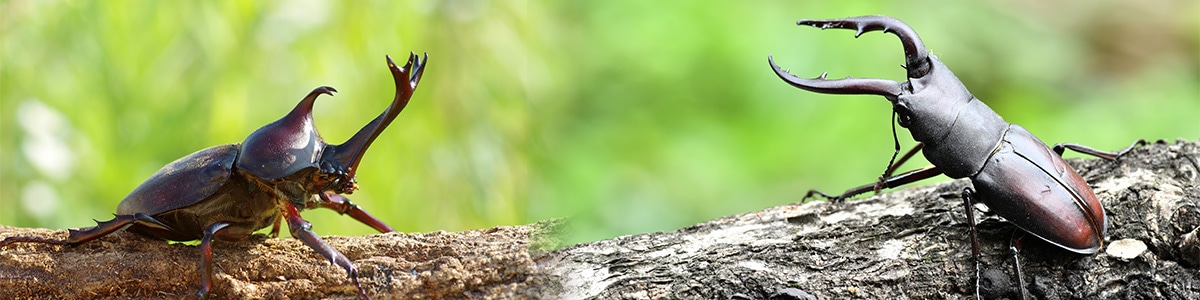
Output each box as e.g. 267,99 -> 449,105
797,15 -> 930,78
768,55 -> 904,99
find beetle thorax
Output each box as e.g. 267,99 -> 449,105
238,168 -> 327,210
900,56 -> 1009,178
897,55 -> 973,144
235,88 -> 332,182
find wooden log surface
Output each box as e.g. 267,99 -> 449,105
0,220 -> 562,299
544,140 -> 1200,299
2,140 -> 1199,299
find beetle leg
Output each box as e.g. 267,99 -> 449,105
196,222 -> 231,299
1052,139 -> 1146,161
68,213 -> 172,244
284,203 -> 370,300
876,142 -> 926,193
268,215 -> 282,238
319,192 -> 395,233
803,165 -> 942,202
1009,230 -> 1030,300
801,189 -> 844,202
0,213 -> 170,247
961,188 -> 983,300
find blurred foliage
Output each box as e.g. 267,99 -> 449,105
1,0 -> 1197,246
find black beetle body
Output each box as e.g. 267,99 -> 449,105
2,53 -> 428,299
892,47 -> 1107,253
768,16 -> 1141,298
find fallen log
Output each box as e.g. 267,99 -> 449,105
0,220 -> 562,299
3,140 -> 1198,299
545,140 -> 1200,299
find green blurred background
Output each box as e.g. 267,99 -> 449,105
1,1 -> 1197,246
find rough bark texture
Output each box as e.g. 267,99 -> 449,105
2,141 -> 1198,300
545,140 -> 1200,299
0,220 -> 563,299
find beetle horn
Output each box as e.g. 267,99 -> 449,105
768,15 -> 934,99
322,52 -> 428,179
236,86 -> 337,180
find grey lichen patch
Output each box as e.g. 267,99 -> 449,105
1105,239 -> 1148,260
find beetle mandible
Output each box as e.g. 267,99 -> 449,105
0,53 -> 428,299
767,16 -> 1142,298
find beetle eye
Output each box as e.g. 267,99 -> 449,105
894,103 -> 913,128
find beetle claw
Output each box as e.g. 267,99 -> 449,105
133,212 -> 174,231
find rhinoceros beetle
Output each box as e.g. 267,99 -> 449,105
1,52 -> 427,299
767,16 -> 1143,298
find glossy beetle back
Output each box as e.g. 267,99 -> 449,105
117,144 -> 239,216
973,125 -> 1107,253
236,86 -> 336,180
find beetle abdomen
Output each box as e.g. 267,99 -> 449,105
971,125 -> 1107,254
117,144 -> 239,216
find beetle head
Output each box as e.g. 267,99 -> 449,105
892,56 -> 973,143
768,15 -> 974,144
317,53 -> 428,194
236,86 -> 336,181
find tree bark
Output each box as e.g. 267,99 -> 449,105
3,141 -> 1198,299
544,140 -> 1200,299
0,220 -> 563,299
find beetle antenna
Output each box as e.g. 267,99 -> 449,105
875,110 -> 903,193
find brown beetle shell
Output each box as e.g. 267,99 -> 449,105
974,125 -> 1107,254
116,144 -> 239,217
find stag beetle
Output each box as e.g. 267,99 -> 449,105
0,53 -> 427,299
767,16 -> 1143,298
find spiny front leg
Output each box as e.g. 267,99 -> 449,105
196,222 -> 231,298
0,213 -> 170,247
284,203 -> 369,300
961,188 -> 983,300
1052,139 -> 1146,161
319,192 -> 395,233
802,165 -> 942,202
